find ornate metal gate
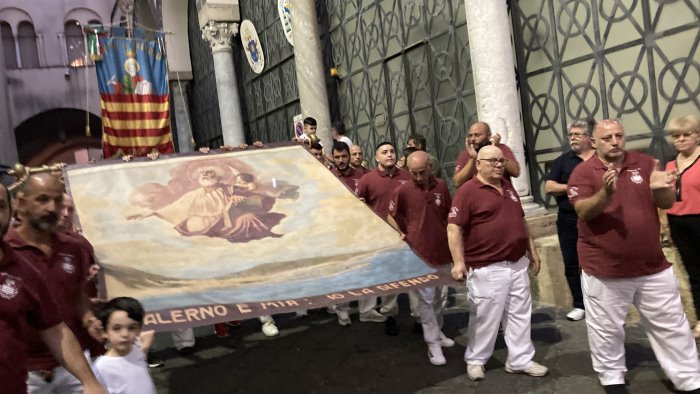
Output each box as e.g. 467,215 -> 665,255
511,0 -> 700,207
327,0 -> 477,178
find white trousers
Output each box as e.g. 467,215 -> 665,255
582,268 -> 700,390
379,291 -> 421,319
27,351 -> 91,394
418,286 -> 449,345
464,255 -> 535,370
171,328 -> 195,350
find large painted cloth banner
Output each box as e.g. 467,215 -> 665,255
95,31 -> 174,159
64,145 -> 452,330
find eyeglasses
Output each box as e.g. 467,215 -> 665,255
478,158 -> 508,167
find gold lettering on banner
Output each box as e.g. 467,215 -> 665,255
237,304 -> 252,313
213,305 -> 227,316
200,306 -> 216,319
326,294 -> 345,300
155,313 -> 172,324
171,310 -> 186,323
144,314 -> 157,326
185,309 -> 201,321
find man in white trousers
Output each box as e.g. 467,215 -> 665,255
568,118 -> 700,393
448,145 -> 547,381
387,151 -> 454,365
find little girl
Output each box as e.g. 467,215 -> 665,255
93,297 -> 157,394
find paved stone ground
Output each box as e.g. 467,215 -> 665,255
149,288 -> 694,394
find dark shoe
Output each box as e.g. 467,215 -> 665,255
214,323 -> 229,338
385,316 -> 399,336
226,320 -> 241,328
147,353 -> 164,368
413,321 -> 423,334
177,346 -> 195,356
603,384 -> 628,394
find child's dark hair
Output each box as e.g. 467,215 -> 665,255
98,297 -> 145,328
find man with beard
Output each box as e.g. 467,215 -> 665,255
349,145 -> 370,173
545,119 -> 595,322
4,175 -> 105,393
328,141 -> 367,326
387,151 -> 454,365
356,142 -> 412,334
453,122 -> 520,188
331,141 -> 365,193
448,145 -> 547,381
568,119 -> 700,393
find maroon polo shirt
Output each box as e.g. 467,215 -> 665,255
0,243 -> 62,394
454,143 -> 517,185
389,176 -> 452,266
448,177 -> 528,267
567,152 -> 669,278
4,229 -> 92,370
331,167 -> 365,194
355,167 -> 411,220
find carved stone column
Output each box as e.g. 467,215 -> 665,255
0,39 -> 17,165
464,0 -> 545,215
201,21 -> 245,146
291,0 -> 332,149
170,81 -> 194,153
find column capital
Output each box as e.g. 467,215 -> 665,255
201,22 -> 238,53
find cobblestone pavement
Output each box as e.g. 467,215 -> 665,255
149,287 -> 694,394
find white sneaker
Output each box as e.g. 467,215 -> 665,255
566,308 -> 585,321
439,331 -> 455,348
337,310 -> 351,326
295,310 -> 308,317
427,344 -> 446,366
359,310 -> 387,323
261,320 -> 279,337
326,305 -> 338,315
505,361 -> 549,377
466,364 -> 485,381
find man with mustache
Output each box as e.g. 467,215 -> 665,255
567,119 -> 700,393
545,119 -> 595,322
4,174 -> 105,393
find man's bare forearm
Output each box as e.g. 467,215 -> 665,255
505,159 -> 520,178
544,180 -> 568,195
447,224 -> 465,266
40,323 -> 104,392
574,187 -> 612,222
453,160 -> 474,188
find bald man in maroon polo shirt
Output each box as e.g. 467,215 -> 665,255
0,183 -> 105,394
356,141 -> 411,333
448,145 -> 547,381
567,119 -> 700,392
387,151 -> 454,365
453,121 -> 520,188
4,174 -> 104,394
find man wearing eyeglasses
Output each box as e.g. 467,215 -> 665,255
567,118 -> 700,393
544,119 -> 595,322
453,122 -> 520,188
447,145 -> 547,381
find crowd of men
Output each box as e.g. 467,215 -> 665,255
1,116 -> 699,393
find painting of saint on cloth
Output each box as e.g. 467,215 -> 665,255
64,145 -> 445,329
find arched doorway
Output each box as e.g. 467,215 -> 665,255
14,108 -> 102,166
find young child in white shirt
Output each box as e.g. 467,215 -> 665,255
93,297 -> 157,394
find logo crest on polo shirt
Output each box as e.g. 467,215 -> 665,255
60,254 -> 76,274
389,200 -> 395,212
0,277 -> 19,300
434,193 -> 442,206
568,187 -> 579,198
353,179 -> 360,188
448,207 -> 459,218
507,190 -> 518,202
398,180 -> 408,185
628,168 -> 643,184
